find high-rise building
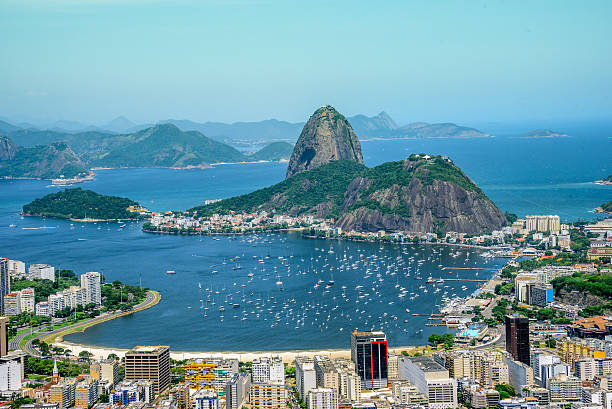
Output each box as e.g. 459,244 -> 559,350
49,379 -> 77,408
225,372 -> 251,409
398,356 -> 458,409
332,359 -> 361,403
213,359 -> 238,396
29,264 -> 55,282
80,272 -> 102,306
314,355 -> 339,390
249,382 -> 286,409
506,316 -> 530,365
125,346 -> 170,395
307,388 -> 338,409
101,359 -> 120,385
0,317 -> 8,357
252,356 -> 284,383
74,377 -> 99,409
547,373 -> 581,402
7,260 -> 25,277
350,331 -> 388,389
0,358 -> 21,393
0,259 -> 10,316
185,360 -> 216,390
296,357 -> 317,400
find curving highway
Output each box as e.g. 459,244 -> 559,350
14,290 -> 159,357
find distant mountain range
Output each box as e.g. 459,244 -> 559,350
0,125 -> 294,179
0,111 -> 492,144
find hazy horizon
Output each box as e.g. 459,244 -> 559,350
1,0 -> 611,126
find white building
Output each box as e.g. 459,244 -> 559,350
19,287 -> 35,313
8,260 -> 25,276
192,389 -> 218,409
29,264 -> 55,282
48,293 -> 65,316
307,388 -> 338,409
81,272 -> 102,306
0,359 -> 22,396
36,301 -> 51,317
3,292 -> 21,316
398,356 -> 458,409
296,357 -> 317,401
252,356 -> 284,383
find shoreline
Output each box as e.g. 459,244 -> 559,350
53,340 -> 421,363
22,213 -> 143,223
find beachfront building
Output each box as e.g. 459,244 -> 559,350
29,264 -> 55,282
296,357 -> 317,400
398,356 -> 458,409
351,331 -> 388,390
125,346 -> 170,395
252,356 -> 284,383
81,271 -> 102,306
0,259 -> 9,316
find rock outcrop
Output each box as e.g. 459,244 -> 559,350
0,136 -> 18,161
286,105 -> 363,178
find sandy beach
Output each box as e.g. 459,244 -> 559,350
54,340 -> 416,363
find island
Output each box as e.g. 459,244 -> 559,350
520,129 -> 569,138
22,188 -> 150,221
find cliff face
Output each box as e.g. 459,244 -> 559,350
286,105 -> 363,178
0,136 -> 18,161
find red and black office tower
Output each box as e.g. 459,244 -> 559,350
350,330 -> 388,389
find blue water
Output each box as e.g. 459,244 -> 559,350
1,136 -> 610,351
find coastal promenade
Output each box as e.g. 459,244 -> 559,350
17,290 -> 160,357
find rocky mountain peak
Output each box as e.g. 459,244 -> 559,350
0,136 -> 18,161
286,105 -> 363,178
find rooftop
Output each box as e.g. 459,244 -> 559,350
408,356 -> 446,372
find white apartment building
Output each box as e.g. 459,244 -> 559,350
29,264 -> 55,282
48,293 -> 65,316
252,356 -> 284,383
8,260 -> 25,276
35,301 -> 51,317
0,359 -> 22,395
399,356 -> 458,409
81,272 -> 102,306
296,357 -> 317,401
307,388 -> 338,409
333,359 -> 361,403
19,287 -> 35,313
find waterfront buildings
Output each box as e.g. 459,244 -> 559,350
506,315 -> 530,365
314,355 -> 339,391
307,388 -> 338,409
7,260 -> 25,277
2,287 -> 36,316
249,382 -> 286,409
398,356 -> 457,409
351,331 -> 388,389
525,215 -> 561,233
0,259 -> 9,316
125,346 -> 170,395
81,271 -> 102,306
225,372 -> 250,409
184,358 -> 238,396
90,360 -> 120,385
252,356 -> 284,383
29,263 -> 55,282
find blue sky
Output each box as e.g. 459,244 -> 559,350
1,0 -> 610,125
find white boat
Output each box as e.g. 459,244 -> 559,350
166,270 -> 176,275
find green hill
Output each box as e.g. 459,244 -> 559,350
602,200 -> 612,213
0,136 -> 89,179
23,188 -> 141,220
247,142 -> 293,161
89,124 -> 247,168
190,154 -> 506,234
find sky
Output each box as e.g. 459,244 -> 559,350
1,0 -> 611,126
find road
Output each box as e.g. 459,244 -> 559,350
15,290 -> 159,357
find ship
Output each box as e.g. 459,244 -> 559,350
166,270 -> 176,275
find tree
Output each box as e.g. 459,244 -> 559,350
495,383 -> 516,399
79,351 -> 93,360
